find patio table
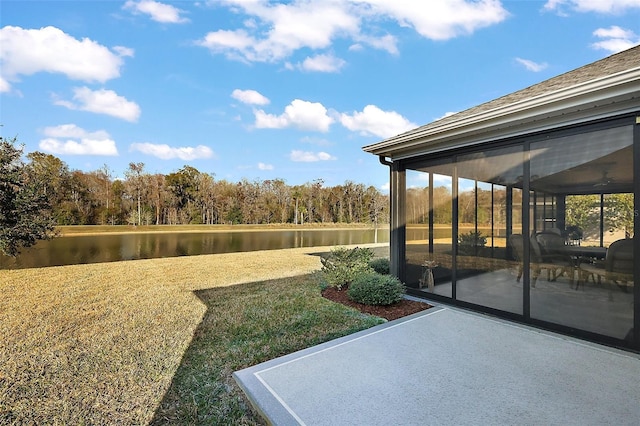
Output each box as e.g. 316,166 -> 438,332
562,246 -> 607,260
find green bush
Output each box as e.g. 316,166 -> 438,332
347,273 -> 405,306
458,230 -> 487,247
458,230 -> 487,255
369,258 -> 390,275
320,246 -> 374,290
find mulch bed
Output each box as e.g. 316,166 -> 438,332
321,286 -> 432,321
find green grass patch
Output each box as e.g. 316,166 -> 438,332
151,274 -> 383,424
152,275 -> 383,425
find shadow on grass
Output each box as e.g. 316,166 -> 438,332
149,274 -> 384,425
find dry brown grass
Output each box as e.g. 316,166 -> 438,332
0,245 -> 366,424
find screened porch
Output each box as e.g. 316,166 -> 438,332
403,120 -> 635,343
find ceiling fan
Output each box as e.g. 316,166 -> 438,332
593,170 -> 614,187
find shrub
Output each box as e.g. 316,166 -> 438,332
458,230 -> 487,255
369,258 -> 390,275
320,246 -> 374,290
458,230 -> 487,247
347,273 -> 405,306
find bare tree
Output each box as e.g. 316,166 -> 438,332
125,162 -> 145,226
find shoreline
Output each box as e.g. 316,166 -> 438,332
57,223 -> 390,237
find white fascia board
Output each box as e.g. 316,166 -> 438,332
363,67 -> 640,159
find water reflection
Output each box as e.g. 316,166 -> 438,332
0,229 -> 389,269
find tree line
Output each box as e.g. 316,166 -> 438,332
19,149 -> 389,227
407,184 -> 634,242
406,186 -> 513,226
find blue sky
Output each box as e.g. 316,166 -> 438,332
2,1 -> 639,191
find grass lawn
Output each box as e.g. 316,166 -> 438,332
0,247 -> 384,425
152,276 -> 383,424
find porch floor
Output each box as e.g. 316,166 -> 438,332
419,267 -> 633,339
234,304 -> 640,425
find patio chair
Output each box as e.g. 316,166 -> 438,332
510,234 -> 525,282
578,238 -> 634,299
535,231 -> 575,285
546,227 -> 563,235
509,234 -> 544,287
535,231 -> 566,253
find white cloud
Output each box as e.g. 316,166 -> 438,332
123,0 -> 189,23
298,53 -> 346,72
231,89 -> 270,105
198,1 -> 359,62
290,150 -> 336,162
42,123 -> 87,139
543,2 -> 640,50
515,57 -> 549,72
356,0 -> 510,41
39,124 -> 118,156
591,26 -> 640,53
0,26 -> 129,90
415,173 -> 430,182
340,104 -> 417,138
592,38 -> 639,53
197,29 -> 255,62
258,162 -> 274,170
380,182 -> 390,192
544,0 -> 640,14
255,99 -> 334,132
0,77 -> 10,93
353,34 -> 399,55
54,87 -> 141,122
300,136 -> 333,147
113,46 -> 135,57
129,142 -> 214,160
433,174 -> 453,186
594,25 -> 637,39
197,1 -> 506,64
435,111 -> 458,121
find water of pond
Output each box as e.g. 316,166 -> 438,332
0,229 -> 389,270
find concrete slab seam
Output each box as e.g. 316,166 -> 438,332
250,307 -> 448,424
255,307 -> 447,377
254,373 -> 306,426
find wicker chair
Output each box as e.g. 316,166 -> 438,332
509,234 -> 543,287
535,231 -> 575,285
579,238 -> 633,299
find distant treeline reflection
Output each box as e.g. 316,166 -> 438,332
0,229 -> 389,269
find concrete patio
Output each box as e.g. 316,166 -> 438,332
234,303 -> 640,425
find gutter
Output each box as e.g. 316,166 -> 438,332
379,156 -> 393,166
